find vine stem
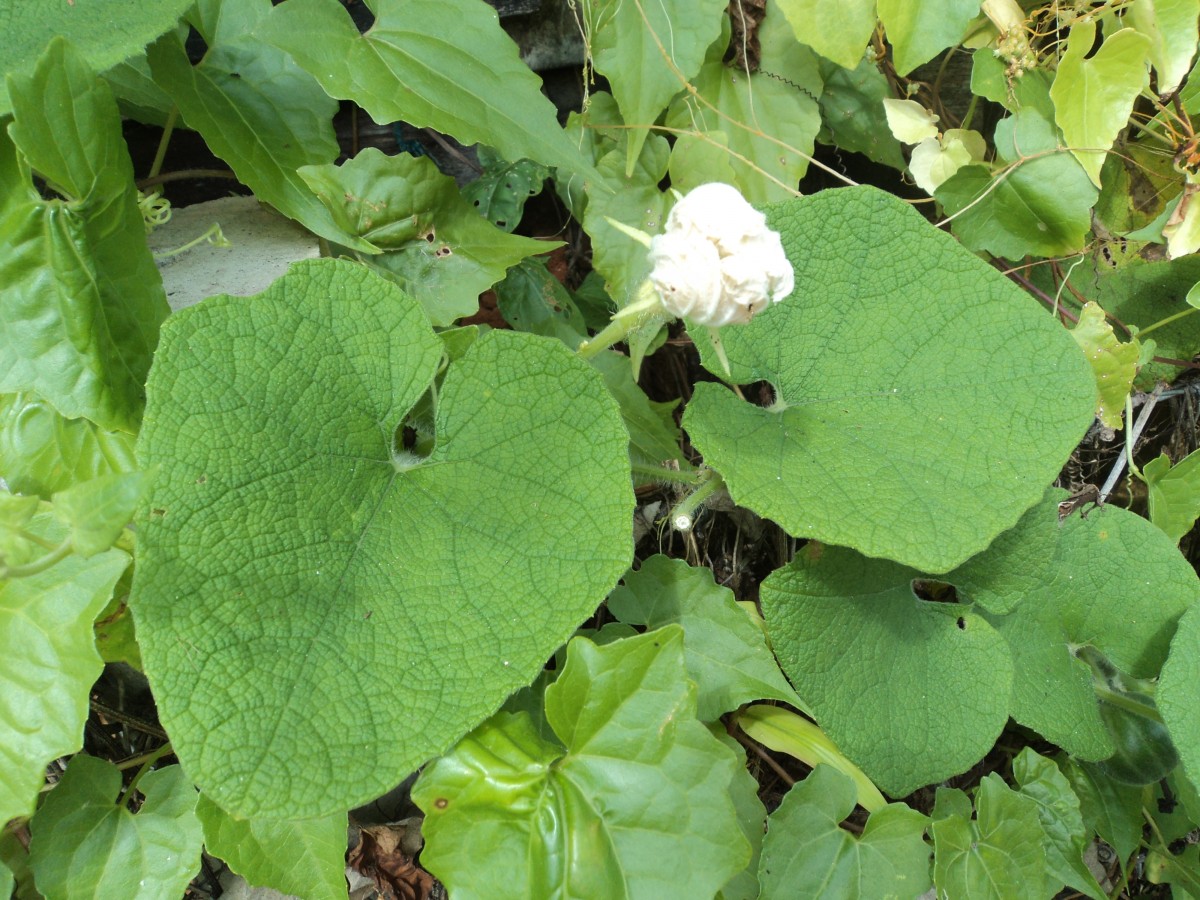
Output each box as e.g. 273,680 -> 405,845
1098,384 -> 1163,504
116,742 -> 174,808
577,280 -> 664,359
669,468 -> 724,532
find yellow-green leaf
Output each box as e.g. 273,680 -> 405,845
1069,302 -> 1140,429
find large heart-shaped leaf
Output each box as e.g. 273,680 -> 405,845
1160,604 -> 1200,792
131,259 -> 633,818
684,186 -> 1096,573
257,0 -> 598,185
413,628 -> 750,900
761,545 -> 1014,796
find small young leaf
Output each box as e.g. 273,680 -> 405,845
761,546 -> 1013,796
1013,748 -> 1107,900
1144,448 -> 1200,543
1050,22 -> 1151,188
932,775 -> 1048,900
0,510 -> 128,826
4,38 -> 169,433
300,148 -> 551,325
28,757 -> 202,900
196,793 -> 348,900
413,628 -> 751,900
257,0 -> 598,185
0,393 -> 137,499
131,259 -> 633,818
758,766 -> 932,898
607,554 -> 802,719
684,186 -> 1096,573
1069,301 -> 1140,430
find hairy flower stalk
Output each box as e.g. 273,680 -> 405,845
578,183 -> 794,376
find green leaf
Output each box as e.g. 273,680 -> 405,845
588,352 -> 688,485
53,472 -> 146,558
717,729 -> 767,900
1013,748 -> 1107,900
1130,0 -> 1200,94
131,259 -> 633,818
775,0 -> 877,69
460,147 -> 550,233
1050,22 -> 1151,188
956,491 -> 1197,759
196,794 -> 348,900
665,54 -> 822,205
1057,756 -> 1145,864
494,257 -> 590,347
737,704 -> 886,812
0,860 -> 11,899
1086,256 -> 1200,387
28,757 -> 202,900
606,554 -> 802,719
683,186 -> 1096,573
300,148 -> 551,325
583,134 -> 673,311
0,0 -> 192,115
1161,604 -> 1200,793
878,0 -> 980,75
1144,448 -> 1200,542
816,57 -> 906,170
931,775 -> 1048,900
1069,301 -> 1140,430
0,392 -> 137,499
584,0 -> 727,174
0,509 -> 128,826
257,0 -> 598,184
102,52 -> 177,126
144,4 -> 374,253
3,38 -> 169,433
413,628 -> 750,900
758,766 -> 932,899
937,70 -> 1099,259
760,545 -> 1013,796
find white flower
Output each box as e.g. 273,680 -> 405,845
648,183 -> 794,327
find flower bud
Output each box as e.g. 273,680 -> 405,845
648,183 -> 794,327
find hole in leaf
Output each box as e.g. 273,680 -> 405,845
911,579 -> 958,604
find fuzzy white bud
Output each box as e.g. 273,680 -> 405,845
648,183 -> 794,327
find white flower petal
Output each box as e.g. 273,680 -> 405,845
649,232 -> 723,321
